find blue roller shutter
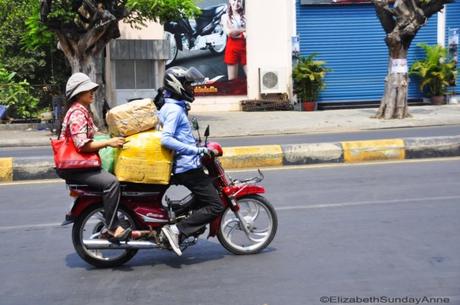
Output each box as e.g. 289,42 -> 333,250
446,0 -> 460,94
296,1 -> 438,104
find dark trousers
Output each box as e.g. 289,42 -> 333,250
173,168 -> 225,236
57,169 -> 121,230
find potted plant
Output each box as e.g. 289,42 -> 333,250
292,53 -> 331,111
409,43 -> 458,105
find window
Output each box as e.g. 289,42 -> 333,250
115,60 -> 155,89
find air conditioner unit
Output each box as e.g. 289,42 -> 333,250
259,68 -> 287,94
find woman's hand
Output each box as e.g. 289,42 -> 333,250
106,137 -> 125,148
80,136 -> 126,153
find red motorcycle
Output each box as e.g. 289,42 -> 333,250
62,125 -> 278,268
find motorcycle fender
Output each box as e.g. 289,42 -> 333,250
70,197 -> 101,218
223,184 -> 266,199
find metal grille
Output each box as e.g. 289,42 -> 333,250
296,1 -> 438,104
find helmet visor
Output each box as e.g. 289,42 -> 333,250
184,67 -> 205,84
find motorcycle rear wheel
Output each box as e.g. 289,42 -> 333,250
165,31 -> 178,66
217,195 -> 277,255
209,25 -> 227,55
72,205 -> 138,268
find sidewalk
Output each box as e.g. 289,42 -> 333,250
1,105 -> 460,147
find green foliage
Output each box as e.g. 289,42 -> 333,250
23,5 -> 55,50
124,0 -> 201,26
0,0 -> 69,119
292,54 -> 331,102
410,43 -> 458,97
0,0 -> 47,81
0,67 -> 39,118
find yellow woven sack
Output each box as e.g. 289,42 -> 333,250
114,130 -> 173,184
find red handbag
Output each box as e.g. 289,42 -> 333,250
51,110 -> 101,170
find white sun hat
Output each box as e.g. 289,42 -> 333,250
65,73 -> 99,100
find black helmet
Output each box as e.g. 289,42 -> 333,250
164,66 -> 205,102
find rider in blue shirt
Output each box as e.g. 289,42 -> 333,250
159,94 -> 201,174
158,67 -> 224,256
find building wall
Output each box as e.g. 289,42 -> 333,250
118,21 -> 164,39
107,1 -> 296,111
105,21 -> 166,107
192,0 -> 295,112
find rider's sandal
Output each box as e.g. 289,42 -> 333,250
107,227 -> 132,243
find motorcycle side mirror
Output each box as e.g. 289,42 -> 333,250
204,125 -> 210,137
191,117 -> 200,131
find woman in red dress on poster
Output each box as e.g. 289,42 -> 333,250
221,0 -> 246,81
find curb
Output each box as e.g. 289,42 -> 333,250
1,135 -> 460,182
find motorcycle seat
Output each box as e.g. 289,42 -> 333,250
66,181 -> 168,194
120,182 -> 168,193
200,5 -> 223,18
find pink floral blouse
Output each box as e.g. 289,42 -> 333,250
60,103 -> 97,151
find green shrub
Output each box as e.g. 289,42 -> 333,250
410,43 -> 458,97
293,54 -> 331,102
0,67 -> 39,118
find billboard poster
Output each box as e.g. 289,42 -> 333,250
164,0 -> 247,96
300,0 -> 372,4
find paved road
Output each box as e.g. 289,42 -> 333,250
2,125 -> 460,158
1,159 -> 459,305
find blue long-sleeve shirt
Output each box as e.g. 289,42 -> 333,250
158,98 -> 201,174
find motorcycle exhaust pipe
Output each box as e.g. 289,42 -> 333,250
83,239 -> 159,250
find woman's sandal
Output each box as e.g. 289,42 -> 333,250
107,227 -> 132,242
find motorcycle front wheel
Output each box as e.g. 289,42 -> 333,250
72,205 -> 138,268
217,195 -> 277,255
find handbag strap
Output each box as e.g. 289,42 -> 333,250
58,108 -> 92,140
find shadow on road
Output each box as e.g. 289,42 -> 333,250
64,239 -> 277,270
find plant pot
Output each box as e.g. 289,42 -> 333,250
431,96 -> 446,105
302,101 -> 316,111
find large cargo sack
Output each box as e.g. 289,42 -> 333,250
114,130 -> 173,185
106,98 -> 158,137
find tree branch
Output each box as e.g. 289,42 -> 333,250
93,23 -> 120,56
78,15 -> 117,56
422,0 -> 453,19
55,32 -> 75,60
372,0 -> 396,34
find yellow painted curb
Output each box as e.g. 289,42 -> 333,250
220,145 -> 283,169
0,158 -> 13,182
342,139 -> 405,163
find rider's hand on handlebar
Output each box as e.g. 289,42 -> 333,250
197,147 -> 218,158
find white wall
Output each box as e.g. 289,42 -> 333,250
246,0 -> 294,100
438,10 -> 446,47
118,21 -> 164,39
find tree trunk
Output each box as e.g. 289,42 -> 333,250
64,51 -> 104,128
374,54 -> 411,119
53,16 -> 119,129
372,0 -> 453,120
